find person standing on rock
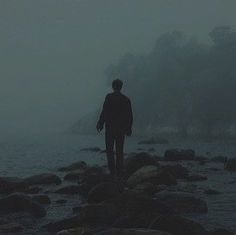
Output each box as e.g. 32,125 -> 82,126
96,79 -> 133,177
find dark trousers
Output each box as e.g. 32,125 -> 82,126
105,130 -> 125,176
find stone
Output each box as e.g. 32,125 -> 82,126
154,191 -> 208,213
0,177 -> 28,194
88,182 -> 122,203
150,215 -> 208,235
55,185 -> 83,195
96,228 -> 172,235
58,161 -> 88,172
138,137 -> 169,145
164,149 -> 195,161
124,152 -> 159,177
32,194 -> 51,204
225,158 -> 236,171
0,193 -> 46,217
24,173 -> 61,185
160,164 -> 188,179
0,222 -> 24,233
208,228 -> 234,235
80,147 -> 101,152
127,165 -> 177,188
187,174 -> 208,182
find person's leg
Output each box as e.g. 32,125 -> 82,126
115,133 -> 125,177
105,130 -> 116,176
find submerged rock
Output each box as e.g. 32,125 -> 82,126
58,161 -> 88,172
150,215 -> 208,235
55,185 -> 83,195
80,147 -> 101,152
154,191 -> 208,213
127,165 -> 177,188
164,149 -> 195,161
124,152 -> 159,178
0,177 -> 28,194
0,193 -> 46,217
24,173 -> 61,185
186,174 -> 208,182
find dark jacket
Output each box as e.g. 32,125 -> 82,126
97,91 -> 133,134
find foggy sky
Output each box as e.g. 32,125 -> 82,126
0,0 -> 236,134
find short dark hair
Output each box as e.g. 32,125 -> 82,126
112,79 -> 123,91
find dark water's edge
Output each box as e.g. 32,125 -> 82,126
0,133 -> 236,234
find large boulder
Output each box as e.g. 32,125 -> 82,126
150,215 -> 208,235
64,170 -> 86,181
0,177 -> 28,194
164,149 -> 195,161
78,203 -> 119,226
0,223 -> 24,233
131,182 -> 162,196
55,185 -> 83,195
225,158 -> 236,171
0,193 -> 46,217
160,164 -> 188,179
108,191 -> 171,216
24,173 -> 61,185
32,194 -> 51,204
44,216 -> 81,233
208,228 -> 234,235
88,182 -> 123,203
124,152 -> 159,177
127,165 -> 177,188
96,228 -> 172,235
58,161 -> 88,172
155,191 -> 208,213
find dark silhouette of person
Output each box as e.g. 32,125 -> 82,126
96,79 -> 133,177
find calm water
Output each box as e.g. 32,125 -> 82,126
0,133 -> 236,232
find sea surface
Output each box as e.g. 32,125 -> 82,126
0,133 -> 236,233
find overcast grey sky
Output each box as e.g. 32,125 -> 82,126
0,0 -> 235,133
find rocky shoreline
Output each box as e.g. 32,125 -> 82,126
0,148 -> 235,235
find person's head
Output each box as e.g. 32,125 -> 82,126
112,79 -> 123,92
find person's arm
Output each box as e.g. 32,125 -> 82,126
96,95 -> 108,132
126,99 -> 133,136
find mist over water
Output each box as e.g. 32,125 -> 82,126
1,0 -> 236,135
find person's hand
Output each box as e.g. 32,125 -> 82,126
126,129 -> 132,136
96,123 -> 103,132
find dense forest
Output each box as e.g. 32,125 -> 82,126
72,26 -> 236,137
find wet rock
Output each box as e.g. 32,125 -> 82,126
187,174 -> 208,182
164,149 -> 195,161
150,215 -> 208,235
44,215 -> 81,233
131,182 -> 162,196
58,161 -> 88,172
225,158 -> 236,171
24,173 -> 62,185
108,191 -> 171,216
208,228 -> 234,235
0,177 -> 28,194
124,152 -> 159,178
55,199 -> 67,204
0,193 -> 46,217
211,156 -> 227,163
138,137 -> 169,145
96,228 -> 172,235
32,194 -> 51,204
88,182 -> 122,203
160,164 -> 188,179
0,222 -> 24,233
64,170 -> 85,181
155,191 -> 208,213
24,186 -> 42,194
56,227 -> 94,235
78,203 -> 118,225
55,185 -> 83,195
80,147 -> 101,152
204,189 -> 221,195
127,165 -> 177,188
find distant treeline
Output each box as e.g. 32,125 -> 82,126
105,26 -> 236,137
